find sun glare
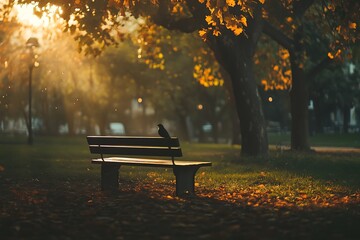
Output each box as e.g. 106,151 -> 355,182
14,3 -> 63,27
9,2 -> 64,44
15,4 -> 43,28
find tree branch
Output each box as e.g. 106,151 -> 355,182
293,0 -> 315,18
152,16 -> 202,33
306,56 -> 333,79
262,20 -> 294,52
151,0 -> 205,33
264,0 -> 290,24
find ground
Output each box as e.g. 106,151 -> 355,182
0,136 -> 359,239
1,178 -> 359,240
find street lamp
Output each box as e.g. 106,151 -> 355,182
26,37 -> 39,145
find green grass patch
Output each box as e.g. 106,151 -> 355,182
268,132 -> 360,148
1,135 -> 359,200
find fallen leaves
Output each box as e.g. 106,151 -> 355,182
1,177 -> 359,240
10,188 -> 48,205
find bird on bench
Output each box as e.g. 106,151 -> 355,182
157,124 -> 175,165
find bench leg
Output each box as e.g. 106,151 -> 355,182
173,166 -> 200,197
101,163 -> 121,192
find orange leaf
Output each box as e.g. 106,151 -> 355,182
240,16 -> 247,27
233,27 -> 243,35
199,29 -> 207,37
226,0 -> 236,7
349,22 -> 357,29
213,29 -> 221,36
327,52 -> 334,59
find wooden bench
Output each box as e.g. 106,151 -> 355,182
86,136 -> 212,196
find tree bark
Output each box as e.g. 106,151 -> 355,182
289,61 -> 310,150
343,106 -> 350,133
174,113 -> 190,141
312,96 -> 324,134
289,24 -> 311,150
208,30 -> 268,157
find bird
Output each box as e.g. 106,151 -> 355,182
157,124 -> 175,165
157,124 -> 171,139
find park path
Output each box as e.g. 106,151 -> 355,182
271,145 -> 360,153
312,146 -> 360,153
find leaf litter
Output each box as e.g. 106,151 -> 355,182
1,176 -> 359,240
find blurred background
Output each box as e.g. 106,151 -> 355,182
0,2 -> 359,145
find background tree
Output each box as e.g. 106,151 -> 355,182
134,24 -> 232,142
310,65 -> 360,133
262,0 -> 359,150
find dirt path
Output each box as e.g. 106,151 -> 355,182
312,146 -> 360,153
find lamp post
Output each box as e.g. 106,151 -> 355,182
26,37 -> 39,145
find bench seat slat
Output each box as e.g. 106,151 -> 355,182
92,157 -> 212,168
87,136 -> 180,147
89,145 -> 182,157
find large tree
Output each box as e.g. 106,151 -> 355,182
15,0 -> 269,157
262,0 -> 359,150
11,0 -> 359,154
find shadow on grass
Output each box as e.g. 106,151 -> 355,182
0,178 -> 359,240
266,151 -> 360,189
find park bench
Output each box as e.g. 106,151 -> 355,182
86,136 -> 212,196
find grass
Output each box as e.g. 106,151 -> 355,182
1,135 -> 359,239
268,132 -> 360,148
1,135 -> 359,195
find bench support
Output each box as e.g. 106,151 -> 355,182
101,163 -> 121,192
173,166 -> 200,196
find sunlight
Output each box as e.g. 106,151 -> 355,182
14,3 -> 63,28
9,2 -> 64,41
15,4 -> 45,28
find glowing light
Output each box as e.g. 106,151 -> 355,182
268,97 -> 273,102
197,104 -> 203,110
14,3 -> 63,28
10,2 -> 64,41
14,4 -> 42,27
137,97 -> 143,103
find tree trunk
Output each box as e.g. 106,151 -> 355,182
67,113 -> 75,136
173,109 -> 190,141
211,120 -> 219,143
222,72 -> 241,145
312,96 -> 324,134
172,101 -> 191,141
65,104 -> 76,136
289,58 -> 310,150
152,0 -> 267,157
208,31 -> 268,157
98,110 -> 108,135
343,106 -> 350,133
231,108 -> 241,145
176,115 -> 190,141
289,24 -> 311,151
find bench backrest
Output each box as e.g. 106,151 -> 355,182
86,136 -> 182,158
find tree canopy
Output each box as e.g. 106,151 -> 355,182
2,0 -> 359,157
